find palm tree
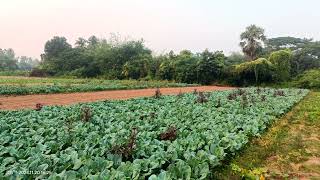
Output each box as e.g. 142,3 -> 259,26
240,25 -> 266,61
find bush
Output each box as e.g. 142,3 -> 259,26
292,69 -> 320,89
29,68 -> 47,77
173,57 -> 198,84
234,58 -> 274,85
268,50 -> 292,81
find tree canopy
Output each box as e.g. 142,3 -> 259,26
240,25 -> 266,61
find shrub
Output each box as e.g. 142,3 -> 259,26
292,69 -> 320,89
234,58 -> 274,84
29,68 -> 47,77
268,50 -> 292,81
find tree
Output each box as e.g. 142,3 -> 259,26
88,35 -> 99,46
75,37 -> 88,48
173,55 -> 198,83
291,42 -> 320,75
158,58 -> 175,80
18,56 -> 40,70
197,50 -> 225,84
44,36 -> 71,59
225,52 -> 246,66
122,57 -> 150,79
0,48 -> 18,70
268,50 -> 293,81
265,36 -> 312,52
41,36 -> 72,74
240,25 -> 266,61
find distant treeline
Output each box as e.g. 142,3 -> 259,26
0,49 -> 39,71
1,25 -> 320,85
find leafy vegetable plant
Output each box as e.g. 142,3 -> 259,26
0,88 -> 309,179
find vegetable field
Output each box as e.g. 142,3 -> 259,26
0,88 -> 308,179
0,76 -> 195,95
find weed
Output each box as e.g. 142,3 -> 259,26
193,89 -> 198,95
81,106 -> 92,122
215,98 -> 222,108
237,88 -> 246,96
111,128 -> 138,161
154,88 -> 162,98
227,92 -> 237,100
273,90 -> 285,97
196,91 -> 208,103
35,103 -> 43,111
159,126 -> 177,141
241,94 -> 248,108
256,87 -> 262,94
177,90 -> 184,98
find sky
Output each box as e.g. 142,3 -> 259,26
1,0 -> 320,58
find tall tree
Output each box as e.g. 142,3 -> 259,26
197,49 -> 225,84
42,36 -> 72,74
88,35 -> 99,46
0,48 -> 18,70
44,36 -> 71,59
240,25 -> 266,61
291,42 -> 320,75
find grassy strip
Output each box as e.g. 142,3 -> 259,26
214,92 -> 320,179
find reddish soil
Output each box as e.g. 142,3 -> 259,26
0,86 -> 234,110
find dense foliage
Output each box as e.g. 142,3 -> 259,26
264,37 -> 320,76
291,42 -> 320,76
265,37 -> 312,52
234,58 -> 273,84
0,88 -> 308,179
233,50 -> 293,85
39,36 -> 226,85
1,25 -> 320,87
268,50 -> 292,81
292,69 -> 320,89
0,77 -> 195,95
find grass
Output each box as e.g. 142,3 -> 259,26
0,70 -> 30,76
213,91 -> 320,179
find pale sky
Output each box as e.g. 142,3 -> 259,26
1,0 -> 320,58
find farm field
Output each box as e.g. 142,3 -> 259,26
1,1 -> 320,179
0,76 -> 195,96
0,86 -> 233,110
0,88 -> 309,179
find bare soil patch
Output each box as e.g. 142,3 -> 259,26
0,86 -> 234,110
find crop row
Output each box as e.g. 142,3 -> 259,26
0,88 -> 309,179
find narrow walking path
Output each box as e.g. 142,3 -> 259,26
0,86 -> 234,110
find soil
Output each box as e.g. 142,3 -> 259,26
0,86 -> 235,110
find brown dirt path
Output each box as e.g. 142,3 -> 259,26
0,86 -> 234,110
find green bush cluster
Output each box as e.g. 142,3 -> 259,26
292,69 -> 320,89
233,50 -> 292,85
